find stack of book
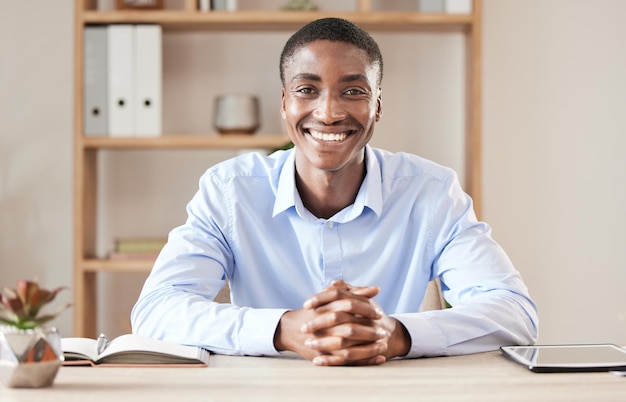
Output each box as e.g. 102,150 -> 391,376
109,238 -> 167,261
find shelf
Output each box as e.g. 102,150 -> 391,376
82,258 -> 154,273
81,10 -> 475,32
81,134 -> 290,149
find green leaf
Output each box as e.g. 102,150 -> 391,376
0,280 -> 71,328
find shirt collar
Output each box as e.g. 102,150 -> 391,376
273,149 -> 298,217
362,145 -> 383,217
272,145 -> 383,219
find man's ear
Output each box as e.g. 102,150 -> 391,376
375,90 -> 382,122
280,88 -> 286,119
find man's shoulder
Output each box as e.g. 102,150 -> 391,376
370,147 -> 456,183
204,149 -> 290,182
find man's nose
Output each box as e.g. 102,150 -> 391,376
312,94 -> 347,124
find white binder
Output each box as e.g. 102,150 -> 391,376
418,0 -> 444,12
133,24 -> 162,136
444,0 -> 473,14
107,24 -> 134,136
84,26 -> 108,136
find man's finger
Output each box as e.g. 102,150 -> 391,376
310,341 -> 388,366
303,285 -> 379,309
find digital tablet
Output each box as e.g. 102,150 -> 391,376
500,344 -> 626,373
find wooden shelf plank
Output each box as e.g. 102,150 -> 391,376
81,134 -> 291,149
81,10 -> 474,32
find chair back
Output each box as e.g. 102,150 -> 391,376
216,278 -> 447,311
419,278 -> 446,311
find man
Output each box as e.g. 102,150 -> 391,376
131,18 -> 538,366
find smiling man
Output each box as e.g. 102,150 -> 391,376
131,18 -> 538,366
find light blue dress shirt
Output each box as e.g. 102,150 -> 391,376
131,146 -> 538,358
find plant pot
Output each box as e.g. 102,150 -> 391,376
0,326 -> 63,388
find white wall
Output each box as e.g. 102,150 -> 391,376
0,0 -> 74,334
1,0 -> 624,344
482,0 -> 626,344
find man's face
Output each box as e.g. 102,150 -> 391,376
281,40 -> 382,175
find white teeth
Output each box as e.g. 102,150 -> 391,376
309,130 -> 347,142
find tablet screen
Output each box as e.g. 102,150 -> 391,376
500,344 -> 626,372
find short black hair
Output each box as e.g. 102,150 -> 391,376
279,17 -> 383,87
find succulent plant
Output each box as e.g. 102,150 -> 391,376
0,279 -> 71,330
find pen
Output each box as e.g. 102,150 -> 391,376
96,333 -> 109,355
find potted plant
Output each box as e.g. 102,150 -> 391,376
0,279 -> 71,388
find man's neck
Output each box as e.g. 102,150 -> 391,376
295,164 -> 366,220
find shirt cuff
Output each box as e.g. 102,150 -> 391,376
239,308 -> 289,356
392,312 -> 447,358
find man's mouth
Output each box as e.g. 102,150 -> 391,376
307,129 -> 354,142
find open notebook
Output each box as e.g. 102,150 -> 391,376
61,334 -> 209,367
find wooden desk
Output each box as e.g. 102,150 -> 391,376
1,352 -> 624,401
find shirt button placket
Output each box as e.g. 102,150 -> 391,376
321,220 -> 342,287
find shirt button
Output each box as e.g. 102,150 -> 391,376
327,221 -> 334,228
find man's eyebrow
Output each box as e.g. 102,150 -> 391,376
290,73 -> 369,84
339,74 -> 368,83
291,73 -> 321,82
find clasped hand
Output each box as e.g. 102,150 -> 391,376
274,280 -> 410,366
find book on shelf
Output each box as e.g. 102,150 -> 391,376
84,26 -> 109,136
134,24 -> 162,137
107,24 -> 135,136
115,0 -> 164,9
109,251 -> 160,261
61,334 -> 209,367
115,237 -> 167,254
109,237 -> 166,261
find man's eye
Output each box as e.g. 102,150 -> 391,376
345,88 -> 365,96
296,87 -> 315,94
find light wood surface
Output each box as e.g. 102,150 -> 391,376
81,134 -> 290,149
2,352 -> 624,401
80,11 -> 475,32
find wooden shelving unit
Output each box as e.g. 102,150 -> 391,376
73,0 -> 482,337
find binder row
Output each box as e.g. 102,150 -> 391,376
84,24 -> 162,137
198,0 -> 238,11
